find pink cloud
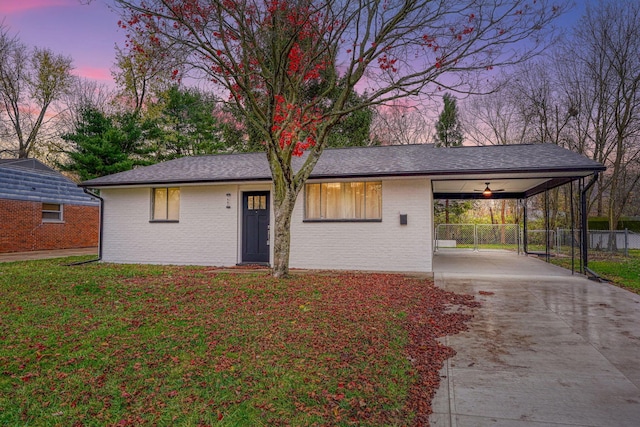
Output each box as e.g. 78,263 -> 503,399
72,67 -> 113,82
0,0 -> 75,14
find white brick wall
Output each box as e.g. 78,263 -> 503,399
102,185 -> 241,265
100,178 -> 433,272
289,178 -> 433,272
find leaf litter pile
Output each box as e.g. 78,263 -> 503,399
0,260 -> 479,426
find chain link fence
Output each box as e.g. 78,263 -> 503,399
436,224 -> 638,256
525,229 -> 556,253
434,224 -> 476,248
435,224 -> 519,251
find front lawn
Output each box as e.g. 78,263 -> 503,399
0,258 -> 478,426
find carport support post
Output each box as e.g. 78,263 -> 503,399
523,199 -> 529,254
516,202 -> 520,255
581,173 -> 599,273
570,180 -> 575,274
544,189 -> 550,262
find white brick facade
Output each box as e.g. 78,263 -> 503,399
100,178 -> 433,272
289,178 -> 433,272
102,185 -> 248,266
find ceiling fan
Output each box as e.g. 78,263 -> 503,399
474,182 -> 505,197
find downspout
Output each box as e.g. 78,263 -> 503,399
581,172 -> 600,280
68,188 -> 103,265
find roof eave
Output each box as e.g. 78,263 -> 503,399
79,176 -> 273,189
80,165 -> 604,188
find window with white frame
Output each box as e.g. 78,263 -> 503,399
305,181 -> 382,220
42,203 -> 63,222
151,187 -> 180,221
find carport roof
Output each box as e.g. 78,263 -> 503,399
80,143 -> 604,198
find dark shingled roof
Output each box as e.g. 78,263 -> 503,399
0,159 -> 99,206
80,143 -> 605,188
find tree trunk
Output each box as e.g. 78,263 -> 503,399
272,186 -> 298,278
267,145 -> 312,278
445,199 -> 449,223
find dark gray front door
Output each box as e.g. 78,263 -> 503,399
242,192 -> 270,263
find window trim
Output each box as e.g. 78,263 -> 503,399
303,181 -> 382,222
42,203 -> 63,223
150,187 -> 180,222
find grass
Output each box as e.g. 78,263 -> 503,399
0,257 -> 478,426
551,250 -> 640,293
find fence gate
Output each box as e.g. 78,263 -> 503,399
435,223 -> 520,251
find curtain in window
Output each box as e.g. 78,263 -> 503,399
153,188 -> 168,220
153,188 -> 180,220
305,183 -> 321,218
365,182 -> 382,219
305,181 -> 381,220
168,188 -> 180,219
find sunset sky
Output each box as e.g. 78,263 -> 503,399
1,0 -> 588,88
1,0 -> 124,84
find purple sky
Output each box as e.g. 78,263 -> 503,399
2,0 -> 124,84
1,0 -> 587,89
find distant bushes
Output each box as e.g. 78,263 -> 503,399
589,217 -> 640,232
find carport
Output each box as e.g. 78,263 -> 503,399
429,144 -> 605,274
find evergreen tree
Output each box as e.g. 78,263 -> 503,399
435,93 -> 463,147
434,93 -> 465,225
59,107 -> 152,181
148,86 -> 231,160
326,91 -> 375,148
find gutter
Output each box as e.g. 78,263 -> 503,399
580,172 -> 599,276
67,188 -> 103,266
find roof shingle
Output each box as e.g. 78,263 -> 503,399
79,143 -> 605,188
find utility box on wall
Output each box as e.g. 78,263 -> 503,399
400,214 -> 408,225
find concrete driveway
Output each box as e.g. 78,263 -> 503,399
430,250 -> 640,427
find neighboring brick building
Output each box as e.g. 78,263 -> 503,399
0,159 -> 99,253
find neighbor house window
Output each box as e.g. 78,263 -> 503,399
152,187 -> 180,221
42,203 -> 63,222
305,181 -> 382,220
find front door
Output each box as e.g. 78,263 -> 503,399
242,192 -> 270,263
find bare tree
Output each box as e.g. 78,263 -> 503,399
0,25 -> 74,158
112,19 -> 188,114
45,77 -> 117,165
463,78 -> 531,146
567,1 -> 640,247
114,0 -> 570,277
464,59 -> 579,148
370,102 -> 433,145
508,61 -> 578,146
60,77 -> 115,129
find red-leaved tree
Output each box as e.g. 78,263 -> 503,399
114,0 -> 569,277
